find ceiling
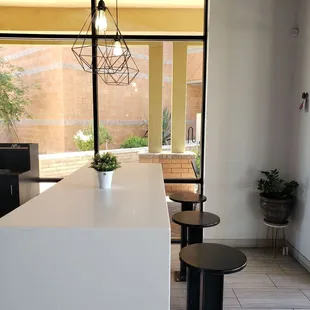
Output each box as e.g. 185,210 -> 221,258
0,0 -> 204,8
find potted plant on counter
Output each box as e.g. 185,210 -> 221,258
257,169 -> 299,224
90,152 -> 121,189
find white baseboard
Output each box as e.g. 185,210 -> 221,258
203,238 -> 272,248
287,242 -> 310,272
202,238 -> 310,272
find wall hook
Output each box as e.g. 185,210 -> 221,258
299,92 -> 309,111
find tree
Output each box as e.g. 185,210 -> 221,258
0,49 -> 33,140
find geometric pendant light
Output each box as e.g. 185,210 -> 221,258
72,0 -> 139,86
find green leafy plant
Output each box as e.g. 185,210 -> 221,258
0,50 -> 35,140
120,136 -> 148,148
142,106 -> 171,145
257,169 -> 299,199
74,125 -> 112,151
193,148 -> 201,176
162,107 -> 171,145
90,152 -> 121,172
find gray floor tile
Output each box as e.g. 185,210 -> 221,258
256,256 -> 296,262
224,289 -> 236,298
170,287 -> 235,298
170,288 -> 186,298
223,297 -> 240,307
250,248 -> 295,262
284,270 -> 310,276
170,298 -> 185,307
170,297 -> 240,308
234,288 -> 310,308
278,262 -> 309,275
225,273 -> 276,288
247,260 -> 281,267
268,274 -> 310,289
239,248 -> 255,258
302,290 -> 310,299
242,265 -> 284,274
171,281 -> 186,289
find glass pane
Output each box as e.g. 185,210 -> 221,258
166,183 -> 199,241
159,42 -> 203,179
0,45 -> 93,178
98,45 -> 149,155
186,44 -> 203,178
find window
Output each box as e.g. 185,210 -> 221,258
0,41 -> 203,181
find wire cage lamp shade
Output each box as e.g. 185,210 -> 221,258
71,0 -> 139,86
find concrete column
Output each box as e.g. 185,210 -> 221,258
148,43 -> 163,153
171,42 -> 187,153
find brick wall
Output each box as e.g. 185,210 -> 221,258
39,148 -> 142,178
0,45 -> 202,154
39,144 -> 199,179
138,151 -> 197,195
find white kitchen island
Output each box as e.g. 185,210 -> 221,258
0,164 -> 170,310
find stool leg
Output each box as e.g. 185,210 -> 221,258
178,224 -> 188,280
188,227 -> 203,245
187,268 -> 201,310
175,202 -> 194,282
202,272 -> 224,310
186,227 -> 203,310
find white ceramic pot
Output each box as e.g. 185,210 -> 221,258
98,171 -> 114,189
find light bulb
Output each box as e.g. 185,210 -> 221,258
113,40 -> 122,56
96,10 -> 107,31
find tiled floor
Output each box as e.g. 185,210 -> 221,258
170,245 -> 310,309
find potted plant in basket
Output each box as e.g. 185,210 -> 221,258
257,169 -> 299,224
90,152 -> 121,189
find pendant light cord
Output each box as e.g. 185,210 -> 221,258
116,0 -> 119,28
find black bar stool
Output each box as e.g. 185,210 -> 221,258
169,193 -> 207,282
172,211 -> 220,309
180,243 -> 247,310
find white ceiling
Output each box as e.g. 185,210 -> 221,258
0,0 -> 204,8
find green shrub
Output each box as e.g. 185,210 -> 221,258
74,125 -> 112,151
120,136 -> 148,148
90,152 -> 121,172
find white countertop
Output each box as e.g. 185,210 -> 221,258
0,163 -> 170,230
0,163 -> 170,310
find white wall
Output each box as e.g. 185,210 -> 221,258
287,0 -> 310,262
204,0 -> 298,241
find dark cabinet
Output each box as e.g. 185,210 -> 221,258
0,144 -> 39,217
0,176 -> 19,217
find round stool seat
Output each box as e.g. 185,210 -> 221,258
264,219 -> 289,228
172,211 -> 220,228
169,192 -> 207,204
180,243 -> 247,275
